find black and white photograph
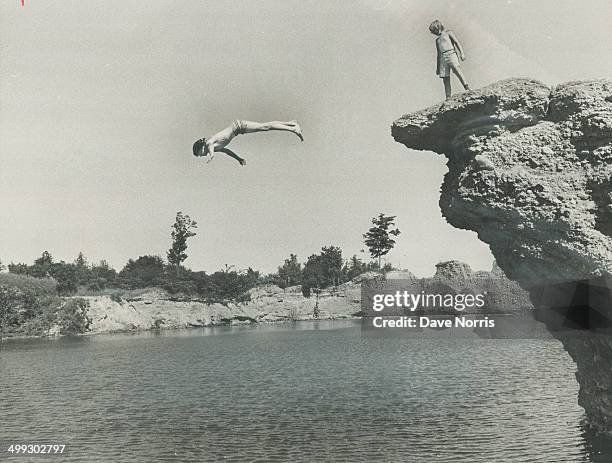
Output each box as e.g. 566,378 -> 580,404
1,0 -> 611,461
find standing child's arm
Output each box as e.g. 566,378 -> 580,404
435,39 -> 441,75
448,31 -> 466,60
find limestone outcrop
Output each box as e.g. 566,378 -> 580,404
434,260 -> 473,279
84,283 -> 362,334
392,78 -> 612,434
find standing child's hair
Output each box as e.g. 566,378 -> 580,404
429,20 -> 444,35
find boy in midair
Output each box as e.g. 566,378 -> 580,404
192,119 -> 303,166
429,20 -> 470,100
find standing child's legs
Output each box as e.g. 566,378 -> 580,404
451,66 -> 470,91
240,120 -> 303,141
442,77 -> 452,100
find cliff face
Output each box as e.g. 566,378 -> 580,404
392,78 -> 612,434
82,265 -> 530,333
85,283 -> 362,334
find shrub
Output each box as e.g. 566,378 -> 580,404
204,268 -> 260,302
118,255 -> 165,289
276,254 -> 302,288
0,273 -> 57,295
160,271 -> 197,295
0,281 -> 62,336
56,298 -> 91,335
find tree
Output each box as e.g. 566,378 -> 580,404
344,255 -> 367,281
74,252 -> 90,287
0,259 -> 5,272
49,263 -> 78,295
88,260 -> 117,291
363,213 -> 401,269
167,212 -> 198,271
205,266 -> 260,302
301,246 -> 344,296
91,260 -> 116,279
75,252 -> 88,268
29,251 -> 54,278
8,263 -> 28,275
277,254 -> 302,288
118,255 -> 165,289
35,251 -> 53,266
320,246 -> 343,286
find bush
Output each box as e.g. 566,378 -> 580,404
118,255 -> 165,289
276,254 -> 302,289
0,273 -> 57,295
56,298 -> 91,335
0,274 -> 91,336
301,246 -> 344,296
160,270 -> 198,295
204,268 -> 260,302
0,281 -> 62,336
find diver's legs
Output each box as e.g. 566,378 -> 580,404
242,120 -> 303,141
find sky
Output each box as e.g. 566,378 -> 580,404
1,0 -> 611,277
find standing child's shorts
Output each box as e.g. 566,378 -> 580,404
438,49 -> 460,78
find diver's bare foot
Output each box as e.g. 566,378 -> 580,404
293,123 -> 304,141
238,158 -> 247,166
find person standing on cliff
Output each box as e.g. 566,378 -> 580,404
429,20 -> 470,100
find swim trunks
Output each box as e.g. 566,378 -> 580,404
232,119 -> 247,135
438,49 -> 460,78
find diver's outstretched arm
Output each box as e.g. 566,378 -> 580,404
218,148 -> 247,166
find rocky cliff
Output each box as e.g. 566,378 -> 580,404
85,282 -> 363,334
82,265 -> 530,333
392,78 -> 612,434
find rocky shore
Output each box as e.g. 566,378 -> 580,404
84,282 -> 362,334
80,263 -> 531,334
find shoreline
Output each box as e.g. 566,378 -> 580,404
0,316 -> 362,342
1,282 -> 362,341
1,270 -> 534,342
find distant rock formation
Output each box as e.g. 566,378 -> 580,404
393,78 -> 612,435
434,260 -> 473,279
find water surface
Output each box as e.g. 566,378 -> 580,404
1,321 -> 609,462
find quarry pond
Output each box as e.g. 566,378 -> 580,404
1,320 -> 611,462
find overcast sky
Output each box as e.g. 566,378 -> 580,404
1,0 -> 611,276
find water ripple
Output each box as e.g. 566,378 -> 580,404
0,321 -> 608,462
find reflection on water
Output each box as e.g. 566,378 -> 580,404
1,320 -> 611,462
